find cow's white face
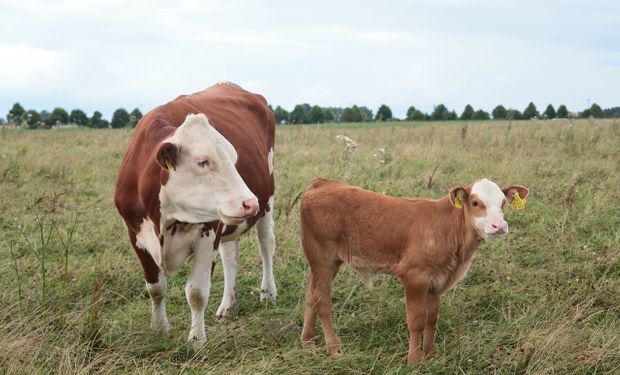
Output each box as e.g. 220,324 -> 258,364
450,178 -> 529,241
157,113 -> 258,225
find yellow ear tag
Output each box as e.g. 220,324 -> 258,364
511,192 -> 526,211
165,158 -> 174,171
454,196 -> 463,209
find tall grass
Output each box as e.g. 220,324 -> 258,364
0,120 -> 618,374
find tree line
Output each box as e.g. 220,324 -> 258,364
2,101 -> 618,128
271,102 -> 617,124
1,103 -> 143,129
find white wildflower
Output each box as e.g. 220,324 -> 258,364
335,134 -> 358,154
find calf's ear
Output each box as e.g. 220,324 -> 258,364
449,186 -> 469,208
156,142 -> 179,171
502,185 -> 529,202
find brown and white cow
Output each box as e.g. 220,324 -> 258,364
114,82 -> 277,343
299,178 -> 529,365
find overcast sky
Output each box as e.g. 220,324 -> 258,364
1,0 -> 619,119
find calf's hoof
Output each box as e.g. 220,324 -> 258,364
301,336 -> 316,349
326,338 -> 343,357
407,349 -> 424,365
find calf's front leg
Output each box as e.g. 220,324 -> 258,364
403,273 -> 430,365
423,293 -> 440,357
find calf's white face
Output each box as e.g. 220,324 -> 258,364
157,113 -> 258,225
450,178 -> 529,241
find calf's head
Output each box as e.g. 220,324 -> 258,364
449,178 -> 529,240
156,113 -> 258,225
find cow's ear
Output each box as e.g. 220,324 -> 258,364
502,185 -> 529,202
156,142 -> 179,171
449,186 -> 469,209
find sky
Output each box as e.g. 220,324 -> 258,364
1,0 -> 619,120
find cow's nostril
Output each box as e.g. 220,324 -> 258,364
242,199 -> 259,215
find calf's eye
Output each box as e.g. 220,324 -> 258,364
472,201 -> 478,207
197,159 -> 210,168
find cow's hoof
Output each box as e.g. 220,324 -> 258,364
216,301 -> 237,320
151,319 -> 171,334
187,330 -> 207,345
259,288 -> 277,304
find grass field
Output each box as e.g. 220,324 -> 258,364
0,119 -> 619,374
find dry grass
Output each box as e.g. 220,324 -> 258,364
0,119 -> 619,374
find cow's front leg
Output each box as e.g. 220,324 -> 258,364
186,236 -> 218,343
216,239 -> 239,319
256,205 -> 277,303
147,270 -> 170,333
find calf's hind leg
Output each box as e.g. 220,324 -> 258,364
301,271 -> 318,348
309,262 -> 343,356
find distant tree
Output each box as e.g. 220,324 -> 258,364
580,103 -> 604,119
375,104 -> 392,121
523,102 -> 540,119
7,102 -> 25,125
358,106 -> 373,122
556,105 -> 568,118
603,106 -> 620,118
492,105 -> 507,119
505,109 -> 523,120
45,107 -> 69,126
322,108 -> 334,123
289,104 -> 310,124
273,105 -> 289,124
111,108 -> 131,128
328,107 -> 343,122
431,104 -> 456,121
90,111 -> 107,128
340,105 -> 363,122
471,109 -> 490,120
543,104 -> 556,119
130,108 -> 143,127
69,109 -> 89,126
308,105 -> 327,123
406,106 -> 426,121
460,104 -> 474,120
0,117 -> 5,125
25,109 -> 42,128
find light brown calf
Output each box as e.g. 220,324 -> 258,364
299,177 -> 529,365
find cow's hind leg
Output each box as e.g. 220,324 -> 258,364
216,239 -> 239,319
256,205 -> 277,303
185,235 -> 219,343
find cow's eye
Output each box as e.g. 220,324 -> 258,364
196,159 -> 210,168
472,201 -> 479,207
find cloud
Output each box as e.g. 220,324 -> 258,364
0,0 -> 618,119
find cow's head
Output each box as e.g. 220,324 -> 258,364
156,113 -> 259,225
449,178 -> 529,240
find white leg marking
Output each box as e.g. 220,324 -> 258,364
146,271 -> 170,333
267,147 -> 275,175
216,239 -> 239,319
185,230 -> 218,343
135,218 -> 162,266
257,195 -> 277,303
